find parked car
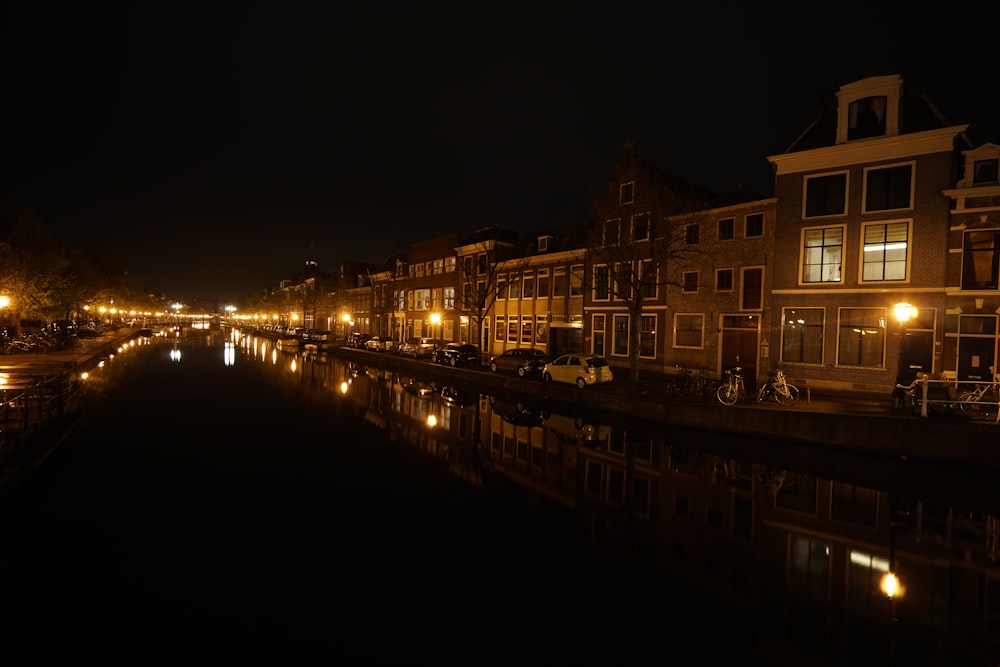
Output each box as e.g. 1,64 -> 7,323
397,337 -> 445,359
345,332 -> 372,349
488,348 -> 548,377
365,335 -> 396,353
433,343 -> 479,367
541,354 -> 614,389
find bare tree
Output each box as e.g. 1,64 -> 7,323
450,232 -> 526,360
588,190 -> 712,384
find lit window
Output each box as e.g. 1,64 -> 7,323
801,226 -> 844,283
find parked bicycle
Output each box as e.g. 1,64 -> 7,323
956,375 -> 999,421
716,363 -> 746,406
757,366 -> 800,406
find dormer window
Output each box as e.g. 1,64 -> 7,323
973,158 -> 999,185
538,235 -> 552,252
835,75 -> 901,144
848,96 -> 887,140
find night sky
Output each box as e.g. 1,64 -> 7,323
3,3 -> 997,304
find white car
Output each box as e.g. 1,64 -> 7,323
541,354 -> 614,389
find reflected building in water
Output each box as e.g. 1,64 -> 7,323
239,332 -> 1000,665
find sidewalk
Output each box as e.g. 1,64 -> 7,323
0,327 -> 138,375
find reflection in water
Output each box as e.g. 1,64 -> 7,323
235,331 -> 1000,666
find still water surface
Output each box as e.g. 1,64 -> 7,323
2,328 -> 998,664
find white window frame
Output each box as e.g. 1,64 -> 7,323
799,224 -> 846,285
859,218 -> 911,283
862,161 -> 915,214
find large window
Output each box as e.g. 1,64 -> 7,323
639,260 -> 657,298
496,274 -> 507,300
553,267 -> 567,297
864,163 -> 913,212
537,269 -> 550,299
594,265 -> 610,300
570,265 -> 583,296
522,271 -> 534,299
604,219 -> 620,246
716,268 -> 733,291
837,308 -> 886,367
745,213 -> 764,238
686,223 -> 700,244
802,226 -> 844,283
718,217 -> 734,241
674,314 -> 704,349
962,230 -> 1000,290
632,212 -> 650,241
613,315 -> 629,356
861,221 -> 909,282
804,172 -> 847,218
639,315 -> 656,358
741,267 -> 763,310
781,308 -> 824,363
790,535 -> 831,601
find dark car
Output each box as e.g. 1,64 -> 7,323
433,343 -> 479,367
488,348 -> 548,377
345,332 -> 372,349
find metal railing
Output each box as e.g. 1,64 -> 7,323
895,375 -> 1000,421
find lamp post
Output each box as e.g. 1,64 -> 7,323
430,312 -> 441,341
0,295 -> 9,352
891,302 -> 915,411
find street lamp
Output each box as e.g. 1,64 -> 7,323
341,313 -> 351,340
891,302 -> 915,410
430,312 -> 441,340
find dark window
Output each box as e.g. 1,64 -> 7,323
716,268 -> 733,291
741,268 -> 762,310
745,213 -> 764,238
974,158 -> 999,184
686,223 -> 700,244
848,95 -> 887,140
805,173 -> 847,217
620,182 -> 634,205
865,165 -> 912,211
718,218 -> 734,241
781,308 -> 824,364
683,271 -> 698,293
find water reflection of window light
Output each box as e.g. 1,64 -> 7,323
224,342 -> 235,366
170,347 -> 182,362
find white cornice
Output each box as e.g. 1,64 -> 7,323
768,126 -> 968,175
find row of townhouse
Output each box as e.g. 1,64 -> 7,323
275,74 -> 998,394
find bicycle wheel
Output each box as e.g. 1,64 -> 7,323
717,383 -> 738,406
775,384 -> 800,406
959,391 -> 989,420
756,384 -> 768,403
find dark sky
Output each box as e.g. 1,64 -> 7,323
3,3 -> 998,305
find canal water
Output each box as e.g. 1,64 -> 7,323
1,327 -> 998,665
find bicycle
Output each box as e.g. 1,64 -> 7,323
757,366 -> 800,406
716,364 -> 746,406
957,377 -> 999,421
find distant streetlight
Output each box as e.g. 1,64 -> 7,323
341,312 -> 351,339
